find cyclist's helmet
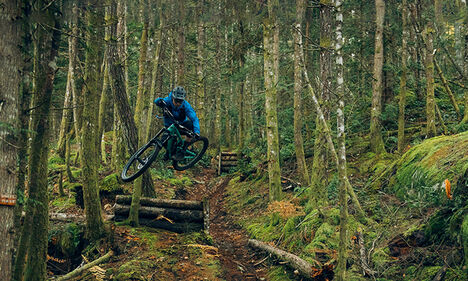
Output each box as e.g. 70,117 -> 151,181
172,86 -> 186,102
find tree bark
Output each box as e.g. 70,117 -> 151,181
196,0 -> 205,133
0,1 -> 20,279
312,0 -> 333,198
293,0 -> 309,187
370,0 -> 387,154
398,0 -> 409,154
335,1 -> 349,279
264,0 -> 282,201
176,0 -> 186,85
15,3 -> 61,280
70,2 -> 81,160
57,57 -> 74,159
424,22 -> 437,138
81,0 -> 106,241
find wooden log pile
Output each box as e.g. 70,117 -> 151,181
218,151 -> 238,175
114,195 -> 210,233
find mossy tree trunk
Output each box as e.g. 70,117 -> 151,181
81,0 -> 106,241
293,0 -> 309,186
196,0 -> 206,134
299,24 -> 366,221
98,56 -> 110,165
14,2 -> 61,280
461,2 -> 468,125
70,2 -> 81,160
0,0 -> 20,279
176,0 -> 186,85
370,0 -> 386,154
424,22 -> 437,138
214,1 -> 222,151
130,0 -> 152,225
57,58 -> 74,159
335,1 -> 348,280
312,0 -> 333,198
264,0 -> 282,201
398,0 -> 409,154
107,0 -> 146,226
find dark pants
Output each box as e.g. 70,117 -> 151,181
164,118 -> 194,136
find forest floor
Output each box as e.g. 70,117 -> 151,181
48,165 -> 269,280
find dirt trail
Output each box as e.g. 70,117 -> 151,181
186,169 -> 267,281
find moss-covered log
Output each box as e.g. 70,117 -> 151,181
116,195 -> 203,210
114,204 -> 204,222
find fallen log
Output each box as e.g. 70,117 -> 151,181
54,250 -> 113,281
114,216 -> 202,233
114,204 -> 204,222
116,195 -> 203,210
248,239 -> 334,280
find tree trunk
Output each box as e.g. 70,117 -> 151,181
81,0 -> 106,241
176,0 -> 185,85
98,59 -> 110,164
15,3 -> 61,280
70,2 -> 81,158
196,0 -> 205,133
434,58 -> 461,118
312,0 -> 333,198
264,0 -> 282,201
424,22 -> 437,138
370,0 -> 387,154
299,27 -> 365,221
0,1 -> 20,279
398,0 -> 409,154
335,1 -> 348,279
293,0 -> 309,186
463,1 -> 468,125
57,56 -> 74,159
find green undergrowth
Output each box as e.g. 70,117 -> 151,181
382,131 -> 468,208
224,171 -> 368,279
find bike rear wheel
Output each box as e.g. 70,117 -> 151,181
121,142 -> 160,182
173,136 -> 209,171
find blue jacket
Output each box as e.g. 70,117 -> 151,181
154,92 -> 200,134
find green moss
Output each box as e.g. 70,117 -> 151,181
463,214 -> 468,268
327,208 -> 340,226
372,247 -> 392,270
267,266 -> 296,281
168,176 -> 193,187
114,259 -> 154,281
305,222 -> 336,250
99,173 -> 123,194
48,154 -> 65,169
418,266 -> 441,281
387,131 -> 468,207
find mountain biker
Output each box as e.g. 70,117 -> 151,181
154,86 -> 200,160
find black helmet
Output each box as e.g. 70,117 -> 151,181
172,86 -> 186,101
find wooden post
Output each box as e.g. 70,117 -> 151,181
203,198 -> 210,234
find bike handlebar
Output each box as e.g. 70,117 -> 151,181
156,104 -> 199,138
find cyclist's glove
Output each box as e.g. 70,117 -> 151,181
155,99 -> 167,108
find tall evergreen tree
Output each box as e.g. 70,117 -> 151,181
0,1 -> 21,279
370,0 -> 387,154
264,0 -> 282,201
14,1 -> 61,280
81,0 -> 106,241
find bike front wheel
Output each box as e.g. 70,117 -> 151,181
121,142 -> 161,182
173,136 -> 209,171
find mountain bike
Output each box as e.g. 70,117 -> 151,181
121,105 -> 209,182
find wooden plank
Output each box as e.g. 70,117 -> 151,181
221,152 -> 237,156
